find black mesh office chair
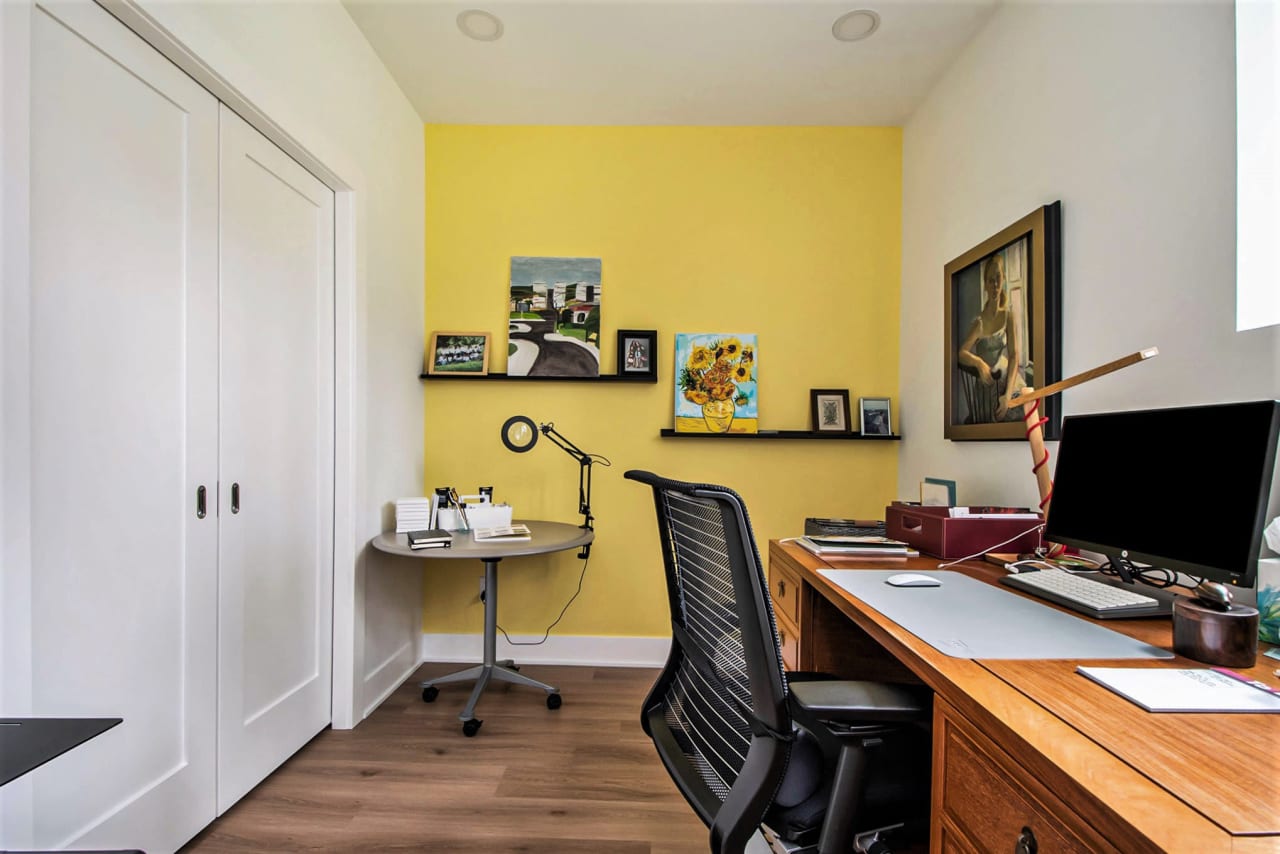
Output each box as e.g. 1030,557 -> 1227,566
625,470 -> 932,854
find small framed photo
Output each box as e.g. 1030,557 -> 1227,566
810,389 -> 852,433
920,477 -> 957,506
426,332 -> 490,376
859,397 -> 892,436
617,329 -> 657,380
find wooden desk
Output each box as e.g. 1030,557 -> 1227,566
768,540 -> 1280,853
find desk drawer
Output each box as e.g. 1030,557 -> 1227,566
775,612 -> 799,671
770,559 -> 801,626
935,700 -> 1118,854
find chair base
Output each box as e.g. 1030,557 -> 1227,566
761,822 -> 906,854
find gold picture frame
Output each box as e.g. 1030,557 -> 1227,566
426,332 -> 491,376
943,202 -> 1062,441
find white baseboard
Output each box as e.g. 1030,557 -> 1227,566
419,633 -> 670,668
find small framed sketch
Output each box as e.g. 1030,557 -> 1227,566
426,332 -> 490,376
859,397 -> 892,436
617,329 -> 657,380
920,477 -> 957,506
810,389 -> 852,433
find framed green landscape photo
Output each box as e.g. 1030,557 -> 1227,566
427,332 -> 490,375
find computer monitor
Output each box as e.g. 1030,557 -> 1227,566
1044,400 -> 1280,588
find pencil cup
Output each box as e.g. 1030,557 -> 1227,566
1173,597 -> 1259,667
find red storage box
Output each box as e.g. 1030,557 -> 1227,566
886,503 -> 1044,559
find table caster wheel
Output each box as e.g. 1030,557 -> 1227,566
546,693 -> 562,710
462,718 -> 483,737
422,686 -> 439,703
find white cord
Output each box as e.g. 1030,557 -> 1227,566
934,523 -> 1046,569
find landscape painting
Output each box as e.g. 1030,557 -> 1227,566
673,333 -> 758,434
508,256 -> 601,377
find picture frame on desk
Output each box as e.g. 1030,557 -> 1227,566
617,329 -> 657,380
859,397 -> 892,436
944,201 -> 1061,441
426,331 -> 490,376
810,389 -> 852,433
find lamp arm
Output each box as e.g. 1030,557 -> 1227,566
540,423 -> 595,535
539,423 -> 591,465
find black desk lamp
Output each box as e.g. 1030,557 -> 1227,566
501,415 -> 607,558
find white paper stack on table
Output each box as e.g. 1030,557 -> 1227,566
395,497 -> 433,533
473,524 -> 532,542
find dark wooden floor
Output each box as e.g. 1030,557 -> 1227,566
181,662 -> 711,853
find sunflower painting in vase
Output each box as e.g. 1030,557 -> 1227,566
674,333 -> 758,434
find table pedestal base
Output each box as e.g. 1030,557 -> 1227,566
420,557 -> 561,735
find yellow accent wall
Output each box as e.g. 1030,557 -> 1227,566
423,125 -> 902,637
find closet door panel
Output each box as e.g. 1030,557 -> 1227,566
25,1 -> 219,851
217,105 -> 335,813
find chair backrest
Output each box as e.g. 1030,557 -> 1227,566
625,470 -> 792,854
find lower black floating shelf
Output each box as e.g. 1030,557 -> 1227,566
421,372 -> 656,383
659,429 -> 901,441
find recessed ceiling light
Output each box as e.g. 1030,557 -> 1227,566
457,9 -> 504,42
832,9 -> 881,42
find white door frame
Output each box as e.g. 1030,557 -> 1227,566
1,0 -> 363,742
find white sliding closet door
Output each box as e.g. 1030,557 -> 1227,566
216,105 -> 335,812
22,1 -> 219,850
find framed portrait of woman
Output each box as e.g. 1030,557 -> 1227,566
943,202 -> 1062,441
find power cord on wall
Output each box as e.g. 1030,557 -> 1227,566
495,552 -> 592,646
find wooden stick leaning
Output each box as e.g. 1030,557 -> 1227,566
1009,348 -> 1159,406
1009,347 -> 1159,557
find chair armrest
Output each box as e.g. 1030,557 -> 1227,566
789,680 -> 930,725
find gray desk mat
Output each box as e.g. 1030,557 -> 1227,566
818,569 -> 1174,660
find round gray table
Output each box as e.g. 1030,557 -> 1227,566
371,521 -> 593,736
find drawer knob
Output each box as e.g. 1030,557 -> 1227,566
779,629 -> 786,645
777,579 -> 786,597
1015,826 -> 1038,854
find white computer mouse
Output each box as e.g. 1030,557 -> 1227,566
885,573 -> 942,588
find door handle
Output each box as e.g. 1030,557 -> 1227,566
197,485 -> 207,519
231,482 -> 240,514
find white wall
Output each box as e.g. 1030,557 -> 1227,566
130,0 -> 426,725
899,1 -> 1280,515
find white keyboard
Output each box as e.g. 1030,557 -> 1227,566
1004,568 -> 1159,612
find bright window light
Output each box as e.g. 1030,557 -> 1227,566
1237,0 -> 1280,331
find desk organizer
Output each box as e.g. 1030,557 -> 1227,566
887,503 -> 1044,559
437,500 -> 513,532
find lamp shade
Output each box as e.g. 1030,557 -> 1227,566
501,415 -> 539,453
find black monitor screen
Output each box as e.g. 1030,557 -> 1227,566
1044,400 -> 1280,587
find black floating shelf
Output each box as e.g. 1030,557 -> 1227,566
659,429 -> 901,441
420,372 -> 657,383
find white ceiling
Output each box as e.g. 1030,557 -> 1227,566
342,1 -> 999,126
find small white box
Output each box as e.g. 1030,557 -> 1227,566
437,501 -> 513,532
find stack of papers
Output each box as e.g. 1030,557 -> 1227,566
395,497 -> 433,534
948,506 -> 1040,519
1078,666 -> 1280,713
796,535 -> 917,558
473,524 -> 532,542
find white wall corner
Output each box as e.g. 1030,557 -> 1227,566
419,633 -> 670,669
